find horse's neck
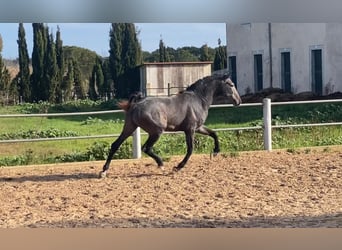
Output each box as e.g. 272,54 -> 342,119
193,84 -> 215,108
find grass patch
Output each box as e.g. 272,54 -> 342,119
0,100 -> 341,166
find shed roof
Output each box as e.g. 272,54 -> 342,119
142,61 -> 213,66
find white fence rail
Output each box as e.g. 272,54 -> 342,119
0,99 -> 341,158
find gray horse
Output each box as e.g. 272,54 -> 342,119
100,74 -> 241,178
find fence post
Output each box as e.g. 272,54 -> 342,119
132,127 -> 141,159
263,98 -> 272,151
167,83 -> 171,96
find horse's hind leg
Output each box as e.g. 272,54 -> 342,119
100,123 -> 137,178
196,125 -> 220,156
142,132 -> 163,167
174,130 -> 194,172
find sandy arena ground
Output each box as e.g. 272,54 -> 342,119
0,147 -> 341,228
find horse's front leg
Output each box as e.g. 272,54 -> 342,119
196,125 -> 220,156
174,130 -> 194,172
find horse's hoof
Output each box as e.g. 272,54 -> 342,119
210,152 -> 219,159
99,171 -> 107,178
173,166 -> 181,172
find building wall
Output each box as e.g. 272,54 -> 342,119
270,23 -> 326,94
227,23 -> 342,95
140,62 -> 212,96
227,23 -> 270,95
325,23 -> 342,94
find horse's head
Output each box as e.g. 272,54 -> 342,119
187,74 -> 242,106
220,75 -> 242,106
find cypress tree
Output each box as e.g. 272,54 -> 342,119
72,59 -> 84,99
101,59 -> 114,99
44,33 -> 58,103
62,59 -> 74,102
213,38 -> 227,71
17,23 -> 31,102
159,38 -> 165,62
55,26 -> 64,103
0,34 -> 4,88
159,38 -> 170,62
109,23 -> 142,98
109,23 -> 124,88
31,23 -> 47,102
122,24 -> 142,69
89,57 -> 104,100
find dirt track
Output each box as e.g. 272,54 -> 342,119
0,147 -> 341,228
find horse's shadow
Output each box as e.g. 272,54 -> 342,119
0,170 -> 175,183
127,171 -> 174,178
0,172 -> 99,183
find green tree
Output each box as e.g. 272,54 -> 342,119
213,38 -> 227,71
109,23 -> 142,98
143,50 -> 159,62
109,23 -> 124,87
122,24 -> 142,69
174,48 -> 199,62
89,56 -> 104,100
0,34 -> 4,87
63,46 -> 98,98
55,26 -> 64,103
159,38 -> 170,62
143,45 -> 216,63
30,23 -> 47,102
199,44 -> 211,61
30,24 -> 67,103
0,35 -> 13,104
17,23 -> 31,102
0,67 -> 12,105
101,59 -> 114,99
44,33 -> 58,103
72,59 -> 85,99
61,59 -> 74,102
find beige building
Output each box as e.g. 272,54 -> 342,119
139,61 -> 212,96
227,23 -> 342,95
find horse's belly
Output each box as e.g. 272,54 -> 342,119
165,125 -> 177,131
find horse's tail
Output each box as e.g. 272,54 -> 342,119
117,92 -> 144,112
117,100 -> 130,112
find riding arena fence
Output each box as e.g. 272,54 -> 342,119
0,98 -> 341,159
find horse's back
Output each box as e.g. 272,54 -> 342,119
141,94 -> 208,131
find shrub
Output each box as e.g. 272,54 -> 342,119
0,128 -> 79,140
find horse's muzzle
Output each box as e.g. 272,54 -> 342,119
233,94 -> 242,106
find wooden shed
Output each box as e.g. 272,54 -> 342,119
139,61 -> 213,96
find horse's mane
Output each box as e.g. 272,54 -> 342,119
185,74 -> 230,92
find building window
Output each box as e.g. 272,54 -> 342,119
281,51 -> 291,93
311,47 -> 323,95
254,54 -> 263,92
228,56 -> 237,86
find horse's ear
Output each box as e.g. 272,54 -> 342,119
222,73 -> 231,80
223,73 -> 230,78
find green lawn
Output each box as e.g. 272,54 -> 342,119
0,100 -> 341,166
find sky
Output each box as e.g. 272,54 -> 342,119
0,23 -> 226,59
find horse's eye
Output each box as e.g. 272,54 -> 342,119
225,78 -> 234,87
